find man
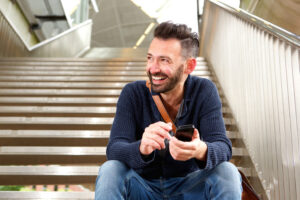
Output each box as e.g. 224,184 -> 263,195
95,22 -> 242,199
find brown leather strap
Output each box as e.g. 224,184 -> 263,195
239,170 -> 261,200
146,81 -> 176,133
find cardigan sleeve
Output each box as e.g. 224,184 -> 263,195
196,81 -> 232,170
106,83 -> 155,169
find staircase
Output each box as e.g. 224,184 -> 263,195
0,56 -> 261,199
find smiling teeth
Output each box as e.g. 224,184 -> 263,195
152,76 -> 164,80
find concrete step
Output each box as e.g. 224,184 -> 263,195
0,70 -> 211,76
0,65 -> 209,71
0,116 -> 114,125
0,165 -> 100,185
0,88 -> 122,96
0,164 -> 251,185
0,96 -> 228,109
0,116 -> 233,126
0,130 -> 110,146
0,97 -> 119,105
0,56 -> 205,61
0,75 -> 214,82
0,82 -> 128,89
0,146 -> 107,165
0,59 -> 206,66
0,106 -> 116,115
0,130 -> 238,147
0,146 -> 246,165
0,60 -> 148,66
0,80 -> 222,91
0,105 -> 231,115
0,191 -> 95,200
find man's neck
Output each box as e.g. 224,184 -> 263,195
160,82 -> 185,121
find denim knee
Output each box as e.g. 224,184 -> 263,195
99,160 -> 128,175
215,162 -> 241,181
97,160 -> 129,184
212,162 -> 242,194
95,160 -> 128,189
95,160 -> 130,200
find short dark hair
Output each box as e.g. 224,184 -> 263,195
154,22 -> 199,58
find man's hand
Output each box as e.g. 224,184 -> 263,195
140,122 -> 172,155
169,128 -> 207,161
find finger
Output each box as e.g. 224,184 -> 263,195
191,129 -> 200,140
155,121 -> 173,131
144,138 -> 162,150
140,138 -> 162,155
169,142 -> 193,161
170,137 -> 196,150
147,124 -> 171,140
147,135 -> 166,149
144,130 -> 167,149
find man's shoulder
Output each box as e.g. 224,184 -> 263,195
120,80 -> 148,98
123,80 -> 147,91
189,76 -> 216,91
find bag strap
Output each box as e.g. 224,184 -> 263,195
146,81 -> 177,133
239,170 -> 261,200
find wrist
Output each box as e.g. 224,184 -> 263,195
195,141 -> 208,161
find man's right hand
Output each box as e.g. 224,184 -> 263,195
139,122 -> 172,155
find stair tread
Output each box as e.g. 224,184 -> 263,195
0,105 -> 230,114
0,106 -> 116,113
0,88 -> 122,94
0,165 -> 100,175
0,130 -> 110,138
0,70 -> 211,75
0,116 -> 114,124
0,66 -> 209,71
0,75 -> 213,81
0,146 -> 107,155
0,116 -> 233,125
0,130 -> 238,139
0,82 -> 128,88
0,165 -> 251,176
0,97 -> 119,104
0,146 -> 246,156
0,191 -> 94,200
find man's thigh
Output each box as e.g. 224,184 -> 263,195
126,162 -> 241,200
164,162 -> 241,200
126,170 -> 162,200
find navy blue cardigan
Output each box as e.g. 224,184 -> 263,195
107,75 -> 232,179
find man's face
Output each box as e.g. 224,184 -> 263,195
146,38 -> 187,93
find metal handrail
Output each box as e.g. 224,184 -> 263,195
0,9 -> 92,52
29,20 -> 92,51
208,0 -> 300,48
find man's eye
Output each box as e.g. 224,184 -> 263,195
161,58 -> 170,64
147,56 -> 153,61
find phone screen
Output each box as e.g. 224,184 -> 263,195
175,125 -> 194,141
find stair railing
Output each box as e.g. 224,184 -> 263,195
199,1 -> 300,199
0,9 -> 92,57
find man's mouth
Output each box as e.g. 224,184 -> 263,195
152,76 -> 167,81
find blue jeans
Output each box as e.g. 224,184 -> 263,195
95,160 -> 242,200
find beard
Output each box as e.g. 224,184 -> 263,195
147,64 -> 184,93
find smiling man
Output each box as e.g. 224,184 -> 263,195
95,22 -> 242,200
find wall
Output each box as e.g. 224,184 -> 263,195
200,1 -> 300,199
0,10 -> 92,57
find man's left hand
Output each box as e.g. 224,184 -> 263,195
169,128 -> 207,161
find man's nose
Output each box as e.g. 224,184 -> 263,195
148,61 -> 160,74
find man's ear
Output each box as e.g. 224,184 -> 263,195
185,58 -> 196,74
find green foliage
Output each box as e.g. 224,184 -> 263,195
0,185 -> 24,191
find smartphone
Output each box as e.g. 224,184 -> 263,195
175,124 -> 195,142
